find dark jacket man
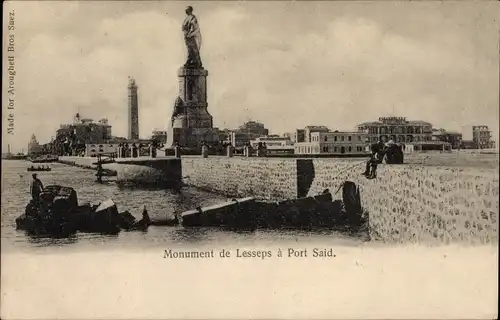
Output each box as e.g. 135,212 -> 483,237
30,173 -> 44,202
363,141 -> 386,177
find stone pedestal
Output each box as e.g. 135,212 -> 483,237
166,67 -> 219,151
226,145 -> 233,157
201,145 -> 209,158
244,146 -> 253,157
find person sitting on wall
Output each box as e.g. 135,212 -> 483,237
362,139 -> 386,179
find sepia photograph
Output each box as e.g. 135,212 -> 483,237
1,1 -> 499,319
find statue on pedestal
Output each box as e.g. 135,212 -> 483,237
182,6 -> 202,69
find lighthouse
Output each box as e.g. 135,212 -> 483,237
128,77 -> 139,140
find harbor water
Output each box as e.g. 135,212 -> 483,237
1,160 -> 363,253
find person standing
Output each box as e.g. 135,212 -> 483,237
30,173 -> 44,203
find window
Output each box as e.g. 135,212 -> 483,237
324,136 -> 328,142
348,146 -> 352,152
357,136 -> 361,141
322,146 -> 328,153
334,147 -> 338,152
334,136 -> 338,141
348,136 -> 352,141
341,136 -> 345,141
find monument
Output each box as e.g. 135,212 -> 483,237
166,6 -> 219,151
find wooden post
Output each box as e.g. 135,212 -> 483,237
201,145 -> 209,158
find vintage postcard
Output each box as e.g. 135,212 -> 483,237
1,0 -> 498,319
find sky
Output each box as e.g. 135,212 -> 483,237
2,1 -> 499,153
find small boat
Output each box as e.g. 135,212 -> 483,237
27,167 -> 52,172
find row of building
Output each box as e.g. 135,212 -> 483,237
29,114 -> 496,157
228,117 -> 496,156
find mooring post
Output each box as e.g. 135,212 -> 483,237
226,145 -> 233,157
201,145 -> 209,158
174,145 -> 181,158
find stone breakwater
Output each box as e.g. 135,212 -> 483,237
58,157 -> 97,170
308,160 -> 498,245
182,157 -> 299,199
58,156 -> 180,187
181,157 -> 498,245
58,156 -> 498,244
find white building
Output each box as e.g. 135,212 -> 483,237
85,143 -> 119,157
249,135 -> 295,154
249,135 -> 293,148
295,131 -> 369,155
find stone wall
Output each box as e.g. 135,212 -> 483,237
114,158 -> 181,187
181,156 -> 498,244
181,156 -> 298,200
309,160 -> 498,245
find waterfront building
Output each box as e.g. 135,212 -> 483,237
228,121 -> 270,147
294,131 -> 368,155
27,134 -> 42,155
283,132 -> 295,142
54,113 -> 113,155
40,138 -> 56,154
151,129 -> 168,144
304,126 -> 330,142
56,113 -> 112,143
431,128 -> 462,149
357,117 -> 433,143
85,138 -> 153,157
472,125 -> 495,149
238,121 -> 269,136
411,140 -> 452,152
229,131 -> 260,147
85,143 -> 119,157
461,125 -> 496,149
287,126 -> 330,144
287,129 -> 306,143
249,135 -> 295,154
128,77 -> 139,140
